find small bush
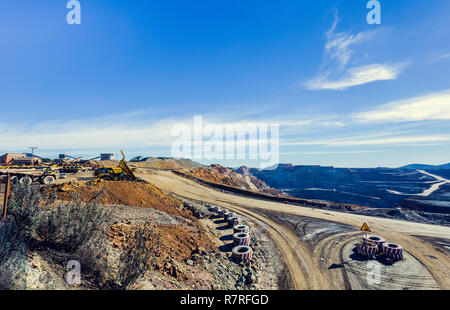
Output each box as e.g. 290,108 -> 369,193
36,201 -> 112,253
1,183 -> 154,290
6,185 -> 42,240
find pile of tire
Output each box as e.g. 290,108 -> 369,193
357,242 -> 378,259
218,209 -> 228,217
363,235 -> 386,253
209,205 -> 220,212
233,225 -> 250,234
232,245 -> 253,262
233,232 -> 251,246
228,216 -> 241,227
224,212 -> 236,220
382,243 -> 403,260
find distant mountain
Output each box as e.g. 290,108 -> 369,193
234,163 -> 449,211
398,163 -> 450,170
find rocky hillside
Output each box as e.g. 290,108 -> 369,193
185,164 -> 283,195
0,180 -> 267,290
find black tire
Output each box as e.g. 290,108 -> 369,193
233,225 -> 249,234
19,176 -> 32,185
42,175 -> 55,185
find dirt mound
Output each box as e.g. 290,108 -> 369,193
108,222 -> 214,281
131,157 -> 205,169
185,164 -> 283,195
44,179 -> 217,284
46,179 -> 192,218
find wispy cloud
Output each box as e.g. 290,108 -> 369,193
306,64 -> 402,91
354,89 -> 450,122
323,12 -> 374,69
285,133 -> 450,147
437,53 -> 450,60
304,11 -> 405,91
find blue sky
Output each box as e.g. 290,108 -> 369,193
0,0 -> 449,168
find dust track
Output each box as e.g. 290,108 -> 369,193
137,169 -> 450,290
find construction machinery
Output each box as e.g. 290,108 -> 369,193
94,151 -> 136,181
0,167 -> 59,185
54,155 -> 85,173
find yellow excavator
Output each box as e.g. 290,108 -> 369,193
94,150 -> 136,181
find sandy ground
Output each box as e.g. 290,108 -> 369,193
135,169 -> 450,290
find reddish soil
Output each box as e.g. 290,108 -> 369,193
186,164 -> 283,195
45,179 -> 192,218
108,222 -> 214,281
44,179 -> 216,282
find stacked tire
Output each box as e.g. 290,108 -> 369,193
382,243 -> 403,260
363,235 -> 386,253
209,205 -> 220,212
228,216 -> 241,227
232,245 -> 253,262
233,225 -> 249,234
357,242 -> 378,259
233,232 -> 251,246
224,212 -> 236,220
218,209 -> 227,218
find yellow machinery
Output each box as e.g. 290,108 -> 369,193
94,150 -> 136,181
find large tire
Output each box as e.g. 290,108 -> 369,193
357,242 -> 378,259
224,212 -> 236,220
233,232 -> 251,246
228,216 -> 241,227
363,235 -> 386,253
382,243 -> 403,260
232,245 -> 253,262
209,205 -> 220,212
233,225 -> 249,234
42,175 -> 55,185
218,209 -> 227,217
19,176 -> 33,185
10,176 -> 18,184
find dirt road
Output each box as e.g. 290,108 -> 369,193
136,169 -> 450,290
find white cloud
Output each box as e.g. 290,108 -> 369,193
304,12 -> 404,91
323,12 -> 374,68
0,117 -> 180,152
354,89 -> 450,122
436,53 -> 450,61
285,134 -> 450,147
306,64 -> 402,91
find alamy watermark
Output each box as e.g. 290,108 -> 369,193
66,260 -> 81,285
366,0 -> 381,25
171,116 -> 279,169
66,0 -> 81,25
366,260 -> 381,286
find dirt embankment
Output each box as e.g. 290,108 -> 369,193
45,179 -> 192,219
40,179 -> 224,287
38,178 -> 270,289
181,166 -> 285,196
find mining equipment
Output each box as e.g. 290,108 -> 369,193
94,150 -> 136,181
0,166 -> 59,185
